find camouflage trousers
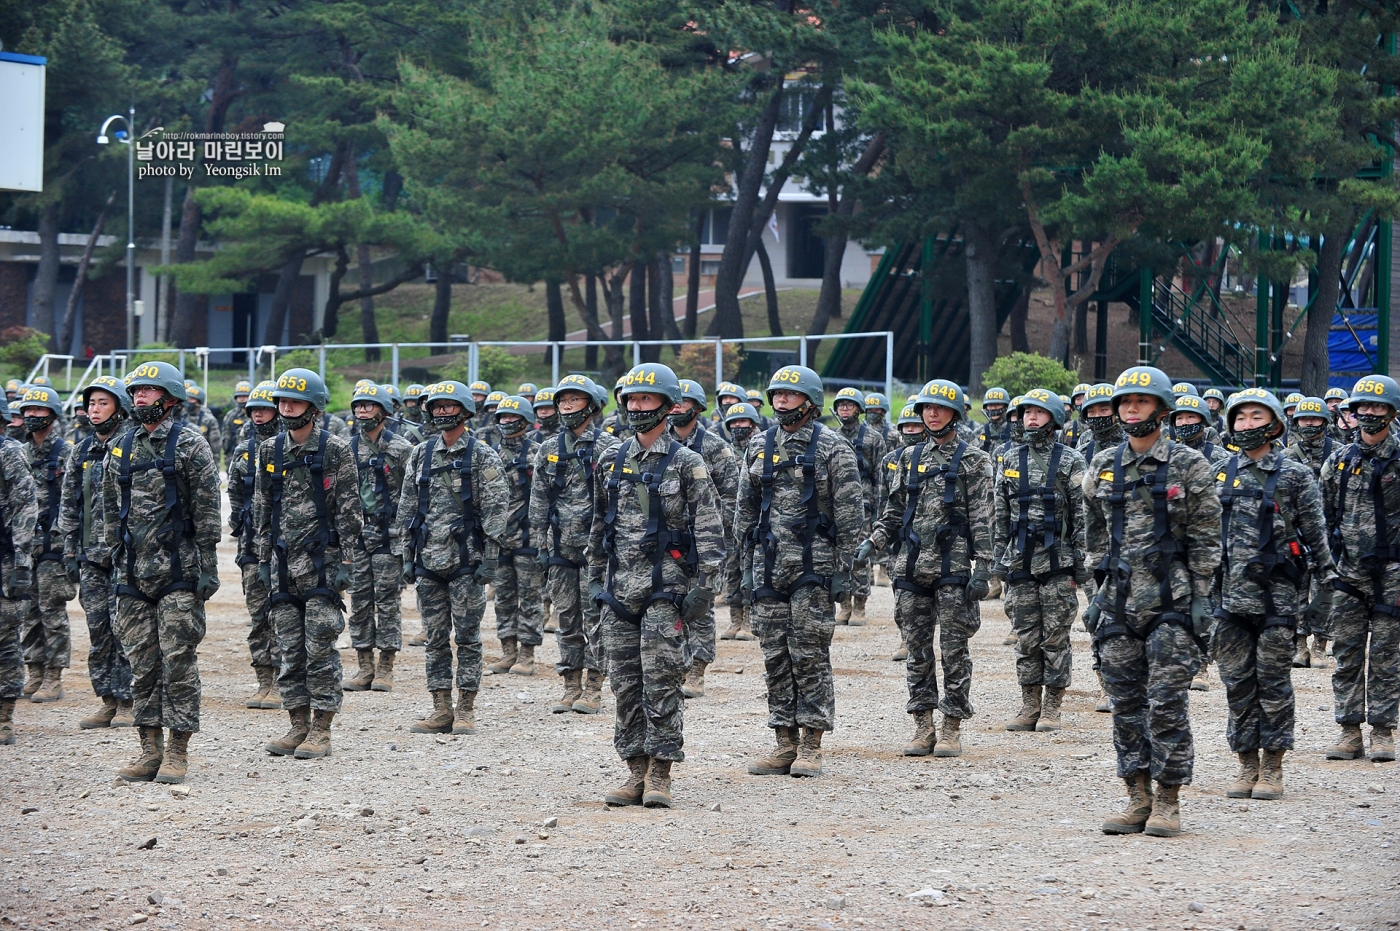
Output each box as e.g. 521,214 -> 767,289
240,562 -> 279,668
349,547 -> 403,652
418,574 -> 487,692
688,601 -> 717,665
78,563 -> 131,700
1300,572 -> 1329,638
1330,586 -> 1400,728
1213,615 -> 1294,752
21,559 -> 73,668
1100,620 -> 1202,785
842,519 -> 873,605
0,593 -> 24,700
269,578 -> 345,713
495,552 -> 543,647
547,563 -> 602,674
723,536 -> 743,606
114,588 -> 205,732
894,585 -> 979,719
1005,575 -> 1076,689
603,596 -> 689,762
751,587 -> 837,731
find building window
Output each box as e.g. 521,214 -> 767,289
700,260 -> 722,276
701,207 -> 733,245
777,88 -> 827,134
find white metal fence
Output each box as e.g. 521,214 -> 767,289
28,330 -> 895,413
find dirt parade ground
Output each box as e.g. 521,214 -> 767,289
2,528 -> 1398,931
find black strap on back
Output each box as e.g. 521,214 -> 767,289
749,424 -> 835,603
115,424 -> 194,605
233,434 -> 260,567
1217,453 -> 1300,634
1007,442 -> 1072,585
72,435 -> 103,564
545,427 -> 600,570
1331,447 -> 1400,619
352,426 -> 399,553
852,423 -> 870,483
35,436 -> 69,561
598,439 -> 695,623
268,429 -> 340,609
980,420 -> 1007,453
932,439 -> 972,586
405,434 -> 484,585
504,435 -> 536,561
1093,441 -> 1202,649
890,442 -> 939,598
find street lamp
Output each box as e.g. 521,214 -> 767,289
98,106 -> 136,350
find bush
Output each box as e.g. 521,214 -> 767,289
980,352 -> 1079,399
439,345 -> 523,390
277,349 -> 347,403
671,343 -> 744,393
0,327 -> 50,369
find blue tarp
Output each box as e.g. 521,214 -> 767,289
1329,311 -> 1379,391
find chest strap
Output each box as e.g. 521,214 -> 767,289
269,429 -> 340,610
405,435 -> 485,585
115,424 -> 194,605
749,424 -> 835,603
352,427 -> 399,553
597,439 -> 694,623
1008,442 -> 1072,585
545,427 -> 600,570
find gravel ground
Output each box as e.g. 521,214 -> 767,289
2,530 -> 1397,931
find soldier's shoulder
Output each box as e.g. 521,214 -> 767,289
1085,444 -> 1119,475
958,442 -> 993,470
1057,442 -> 1087,470
671,442 -> 709,480
174,422 -> 213,455
593,429 -> 622,452
323,430 -> 354,456
1277,455 -> 1317,487
386,432 -> 416,455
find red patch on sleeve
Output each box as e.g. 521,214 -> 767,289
1166,485 -> 1181,499
324,478 -> 333,490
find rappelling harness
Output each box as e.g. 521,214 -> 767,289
1330,444 -> 1400,620
1005,442 -> 1074,586
267,429 -> 340,609
1215,453 -> 1305,636
405,434 -> 485,586
115,424 -> 196,605
544,426 -> 601,571
352,426 -> 400,554
889,438 -> 973,598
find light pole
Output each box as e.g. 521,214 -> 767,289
98,106 -> 136,350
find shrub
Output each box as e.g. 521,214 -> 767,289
439,345 -> 522,390
0,327 -> 50,369
672,342 -> 743,393
980,352 -> 1079,399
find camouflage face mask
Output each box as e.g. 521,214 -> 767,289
1293,423 -> 1325,441
729,425 -> 754,445
1174,421 -> 1205,443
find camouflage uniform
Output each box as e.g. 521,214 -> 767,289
1179,433 -> 1231,468
21,432 -> 74,673
1215,448 -> 1334,752
397,432 -> 508,693
349,424 -> 414,653
674,421 -> 739,665
188,406 -> 223,456
871,434 -> 995,719
1083,434 -> 1221,784
1285,432 -> 1337,481
529,425 -> 620,674
222,403 -> 250,461
320,412 -> 352,442
495,429 -> 544,650
736,422 -> 863,732
588,434 -> 724,762
991,434 -> 1087,690
227,431 -> 279,672
102,421 -> 221,731
390,414 -> 426,444
975,417 -> 1012,454
58,430 -> 132,702
255,422 -> 363,713
1320,433 -> 1400,732
836,419 -> 886,610
0,439 -> 37,702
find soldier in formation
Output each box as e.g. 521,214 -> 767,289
486,394 -> 545,678
0,419 -> 37,745
222,380 -> 252,464
719,401 -> 761,643
104,363 -> 222,784
831,386 -> 887,625
228,382 -> 282,709
18,385 -> 73,705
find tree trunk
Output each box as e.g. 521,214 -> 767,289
603,267 -> 628,379
685,212 -> 703,339
356,244 -> 379,357
708,83 -> 784,339
1301,215 -> 1352,396
657,250 -> 681,345
756,238 -> 783,337
157,175 -> 173,343
430,272 -> 451,346
585,273 -> 599,369
32,204 -> 61,349
631,259 -> 652,361
964,220 -> 1000,396
59,191 -> 115,356
1009,289 -> 1030,353
1073,299 -> 1088,355
545,278 -> 566,365
261,257 -> 303,346
169,186 -> 205,347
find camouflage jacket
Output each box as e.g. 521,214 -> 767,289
1285,433 -> 1338,481
57,431 -> 116,565
254,422 -> 363,580
186,406 -> 223,455
26,431 -> 70,557
1179,435 -> 1231,468
388,415 -> 425,443
837,419 -> 886,522
1083,434 -> 1222,619
222,403 -> 249,457
1320,431 -> 1400,586
991,436 -> 1087,580
975,418 -> 1013,454
955,419 -> 979,444
0,436 -> 37,570
674,421 -> 740,527
1216,447 -> 1334,617
600,411 -> 630,442
351,423 -> 415,552
320,412 -> 351,442
528,425 -> 620,564
531,422 -> 560,445
1076,424 -> 1125,464
735,421 -> 864,588
586,433 -> 725,601
395,430 -> 508,577
226,428 -> 267,565
101,419 -> 222,592
497,431 -> 540,551
871,434 -> 994,583
475,422 -> 504,451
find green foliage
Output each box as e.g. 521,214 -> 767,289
981,352 -> 1078,399
439,345 -> 522,388
0,327 -> 51,369
672,343 -> 743,393
277,349 -> 348,409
